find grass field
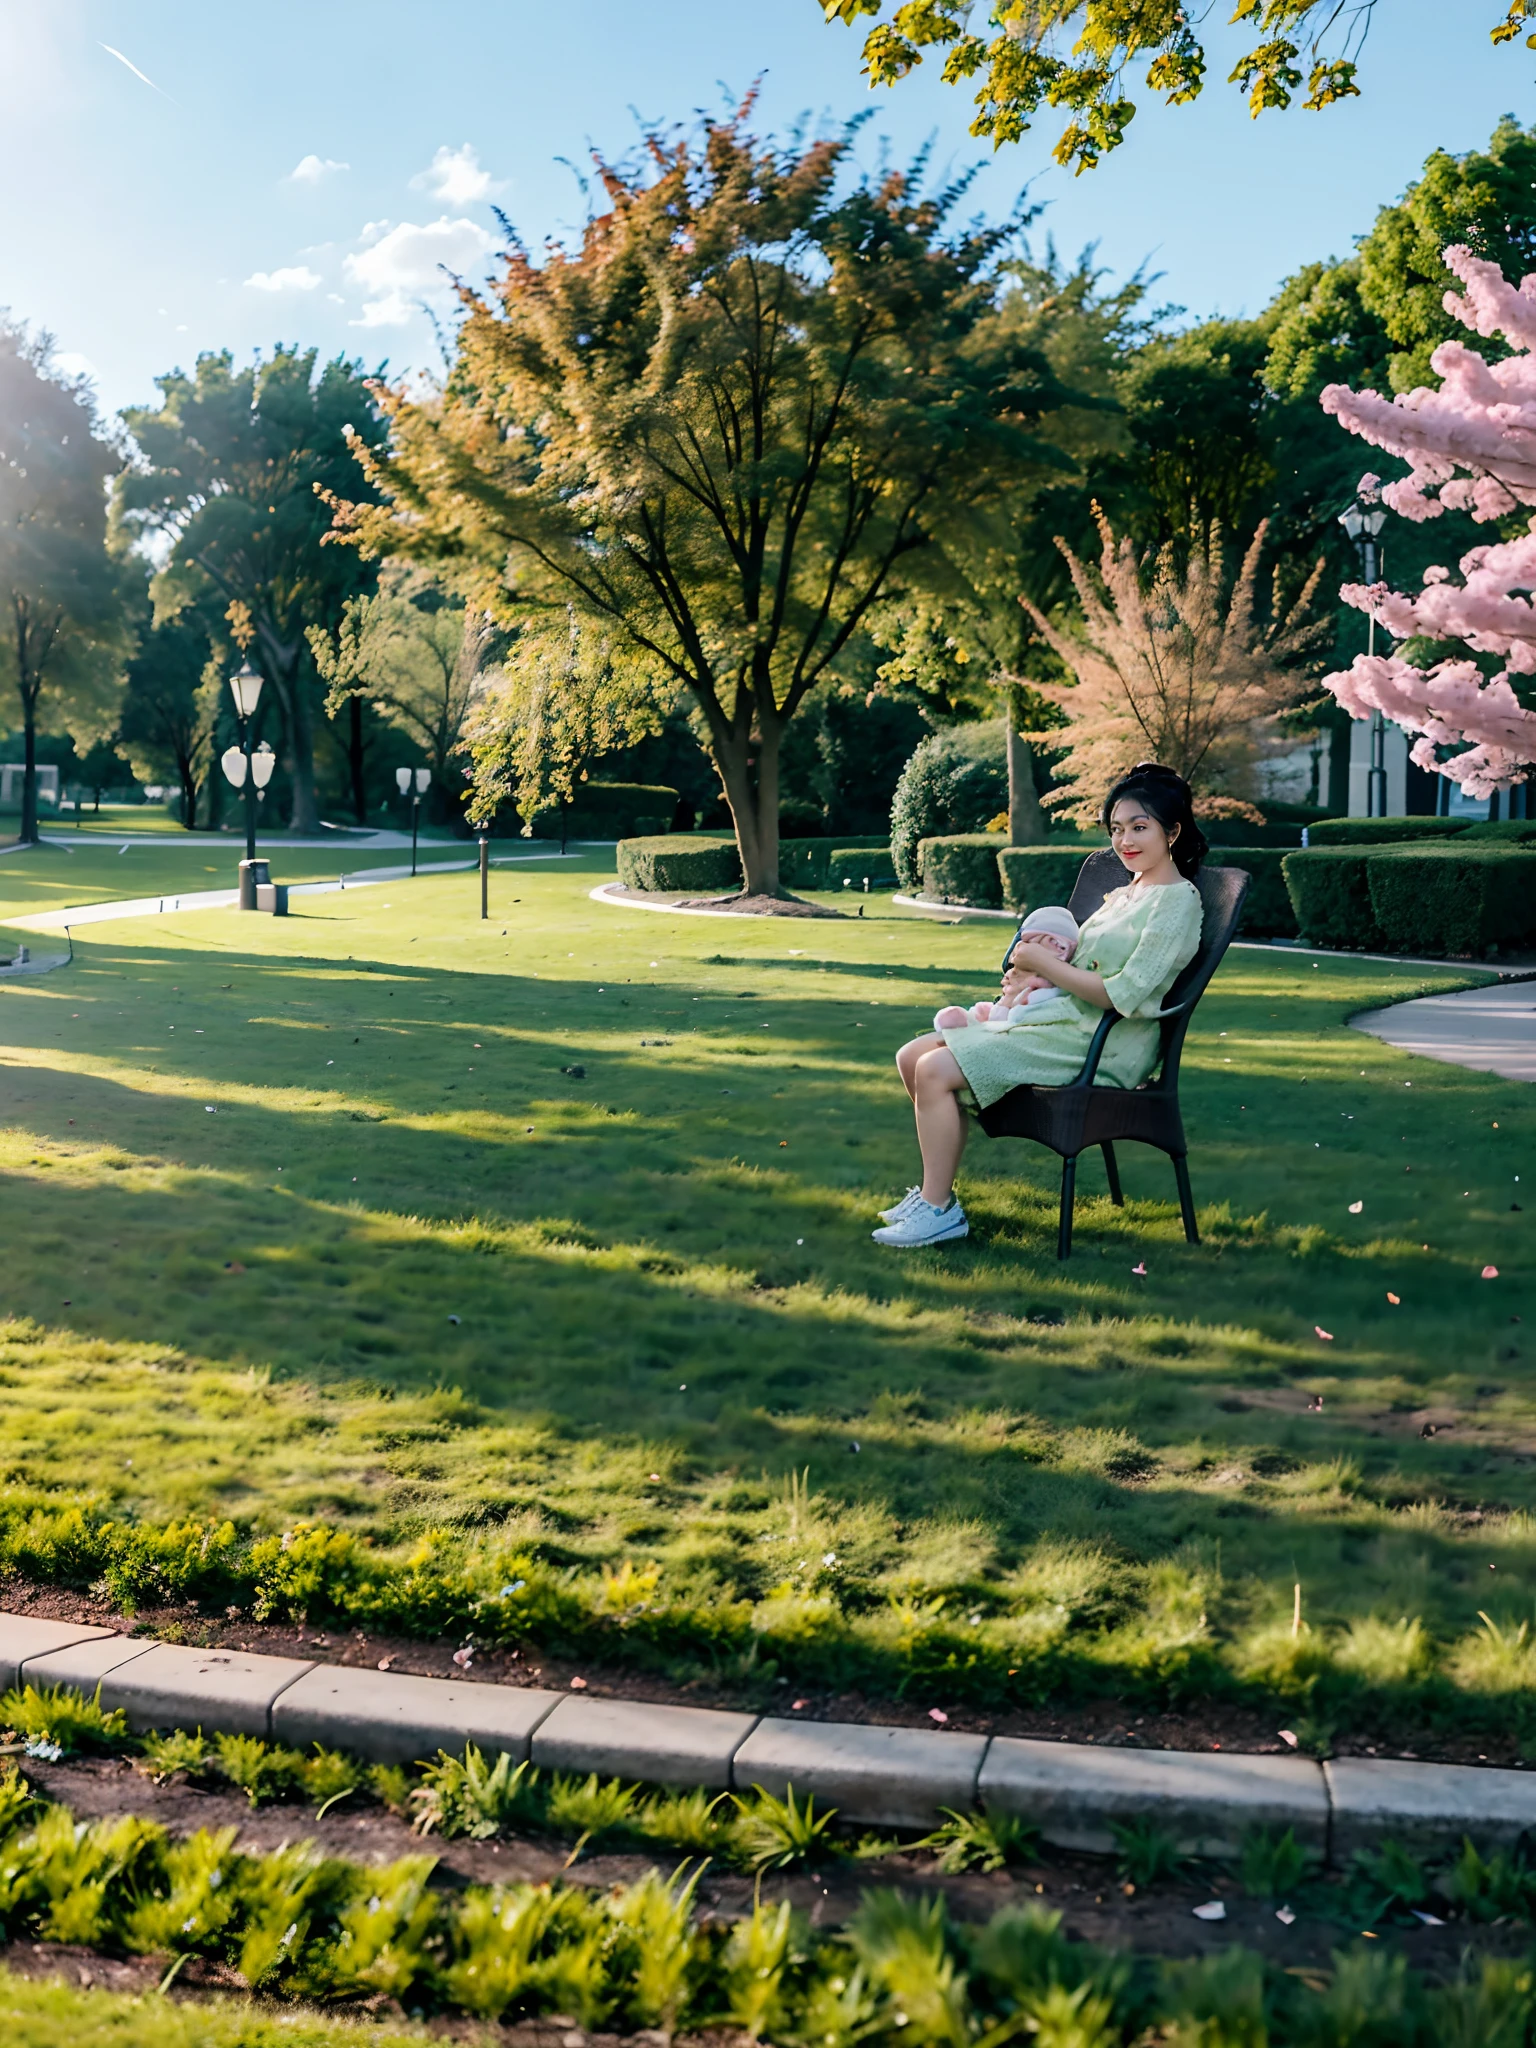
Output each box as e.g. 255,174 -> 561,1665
0,829 -> 501,940
0,844 -> 1530,1732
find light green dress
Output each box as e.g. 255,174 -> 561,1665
941,878 -> 1204,1108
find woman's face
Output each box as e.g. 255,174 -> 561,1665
1109,795 -> 1176,874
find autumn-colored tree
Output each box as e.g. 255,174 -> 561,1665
817,0 -> 1530,173
116,348 -> 385,833
1020,509 -> 1328,821
0,326 -> 131,842
328,108 -> 1083,897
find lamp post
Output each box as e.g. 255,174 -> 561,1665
1338,494 -> 1390,818
396,765 -> 430,875
220,659 -> 270,907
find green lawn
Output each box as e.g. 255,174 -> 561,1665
0,835 -> 579,945
0,846 -> 1530,1733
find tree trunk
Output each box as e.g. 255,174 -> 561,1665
179,763 -> 198,830
347,696 -> 368,825
714,715 -> 783,896
19,694 -> 38,846
1006,705 -> 1047,845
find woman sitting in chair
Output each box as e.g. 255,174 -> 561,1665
876,762 -> 1206,1248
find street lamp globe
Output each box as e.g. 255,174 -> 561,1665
1338,501 -> 1365,541
414,767 -> 430,795
228,660 -> 264,721
251,742 -> 277,790
395,767 -> 412,794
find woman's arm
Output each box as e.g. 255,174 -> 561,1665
1006,939 -> 1114,1011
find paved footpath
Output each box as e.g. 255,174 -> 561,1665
1353,978 -> 1536,1084
5,1610 -> 1535,1863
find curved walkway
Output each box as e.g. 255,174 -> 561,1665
1353,978 -> 1536,1083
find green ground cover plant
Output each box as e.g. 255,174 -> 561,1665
0,847 -> 1527,1731
0,1768 -> 1532,2042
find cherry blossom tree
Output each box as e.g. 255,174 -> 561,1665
1318,244 -> 1536,794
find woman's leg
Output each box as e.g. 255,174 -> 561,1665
912,1044 -> 969,1206
896,1032 -> 941,1102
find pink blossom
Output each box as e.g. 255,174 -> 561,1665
1318,243 -> 1536,788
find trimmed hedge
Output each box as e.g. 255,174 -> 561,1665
920,833 -> 1006,906
616,835 -> 741,893
997,845 -> 1095,916
1218,847 -> 1300,938
827,845 -> 897,890
1282,848 -> 1381,948
1306,816 -> 1469,847
531,781 -> 679,840
780,834 -> 889,890
1201,820 -> 1308,847
1284,843 -> 1536,954
1368,845 -> 1536,956
1462,817 -> 1536,845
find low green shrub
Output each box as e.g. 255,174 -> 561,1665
1306,816 -> 1470,847
1367,845 -> 1536,956
1284,844 -> 1536,955
615,836 -> 741,894
1201,820 -> 1309,847
1281,848 -> 1381,948
827,846 -> 897,891
530,782 -> 680,841
997,845 -> 1098,916
1462,817 -> 1536,844
1217,847 -> 1299,938
889,721 -> 1008,889
919,833 -> 1006,906
778,835 -> 888,889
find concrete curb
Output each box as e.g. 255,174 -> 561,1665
3,1612 -> 1530,1861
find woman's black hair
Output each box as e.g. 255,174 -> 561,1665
1100,762 -> 1208,877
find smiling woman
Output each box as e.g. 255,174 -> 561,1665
877,764 -> 1205,1248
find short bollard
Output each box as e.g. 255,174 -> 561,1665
238,858 -> 271,911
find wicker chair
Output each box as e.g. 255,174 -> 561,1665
976,851 -> 1250,1258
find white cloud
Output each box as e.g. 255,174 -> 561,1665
411,144 -> 504,208
244,265 -> 323,292
289,154 -> 349,184
342,215 -> 494,326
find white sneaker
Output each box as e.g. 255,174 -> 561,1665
872,1197 -> 969,1247
878,1186 -> 922,1223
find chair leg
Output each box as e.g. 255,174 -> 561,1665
1057,1154 -> 1078,1260
1172,1152 -> 1199,1243
1101,1141 -> 1124,1207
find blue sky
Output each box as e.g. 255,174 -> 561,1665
1,0 -> 1529,418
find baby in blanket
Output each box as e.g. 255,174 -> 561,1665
932,905 -> 1081,1033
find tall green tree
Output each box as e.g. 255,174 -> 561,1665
115,347 -> 385,833
117,610 -> 220,829
872,250 -> 1140,840
0,326 -> 130,842
816,0 -> 1529,172
309,564 -> 495,818
331,110 -> 1085,896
